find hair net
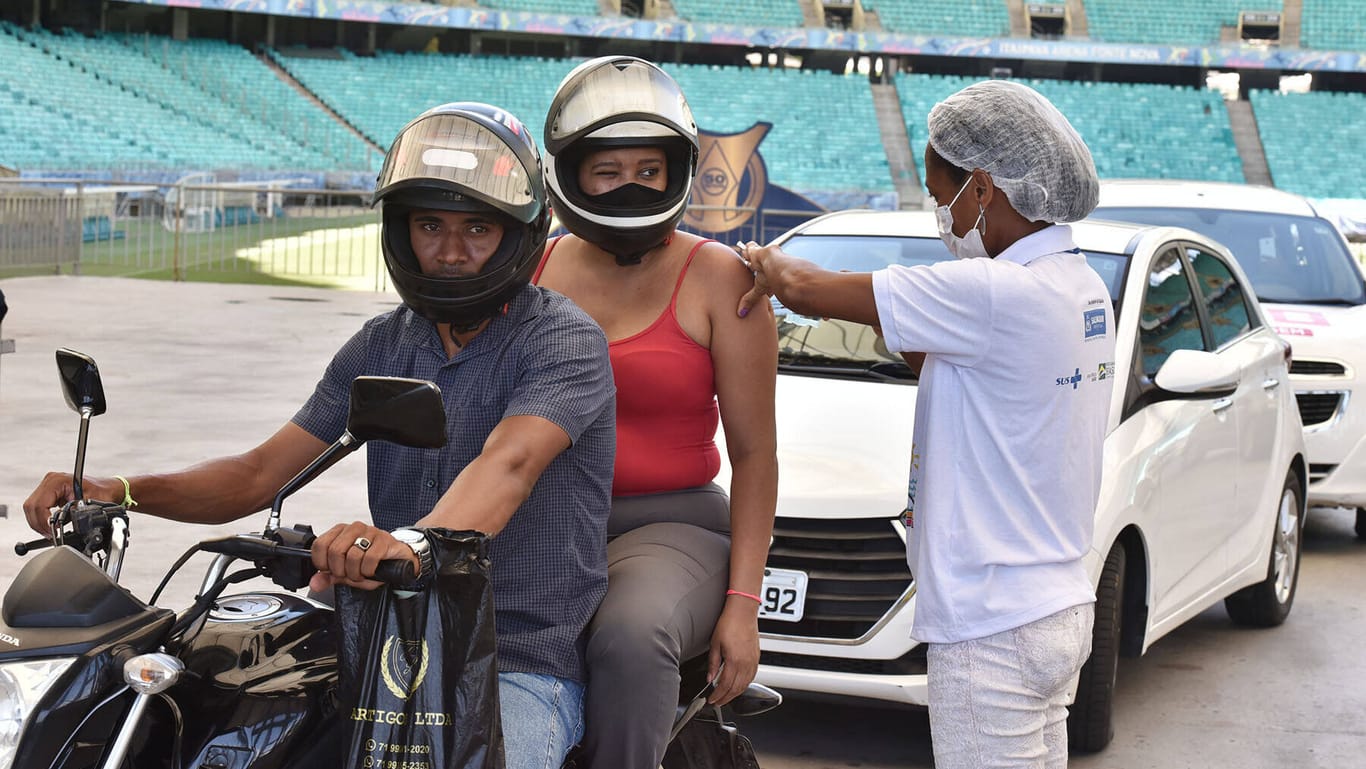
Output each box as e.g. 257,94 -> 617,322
927,80 -> 1099,223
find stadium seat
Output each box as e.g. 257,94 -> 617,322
1301,0 -> 1366,51
896,73 -> 1243,184
864,0 -> 1010,37
1084,0 -> 1282,46
1250,88 -> 1366,199
669,0 -> 805,28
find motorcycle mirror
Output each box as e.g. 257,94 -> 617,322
56,349 -> 106,503
265,377 -> 445,532
346,377 -> 446,449
56,348 -> 106,416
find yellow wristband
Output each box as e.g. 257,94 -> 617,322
113,475 -> 138,508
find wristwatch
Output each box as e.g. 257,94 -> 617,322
390,527 -> 435,589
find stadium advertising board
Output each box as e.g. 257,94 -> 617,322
111,0 -> 1366,73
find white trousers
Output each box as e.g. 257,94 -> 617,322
927,603 -> 1095,769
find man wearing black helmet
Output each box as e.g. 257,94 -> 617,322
23,103 -> 616,769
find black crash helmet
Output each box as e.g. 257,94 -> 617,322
543,56 -> 699,265
374,102 -> 549,328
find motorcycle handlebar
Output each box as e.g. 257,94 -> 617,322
14,538 -> 55,556
373,558 -> 417,586
199,534 -> 420,589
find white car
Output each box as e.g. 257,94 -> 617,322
1094,180 -> 1366,536
724,210 -> 1307,753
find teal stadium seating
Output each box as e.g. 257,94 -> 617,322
670,0 -> 805,28
269,49 -> 565,163
1250,89 -> 1366,199
272,51 -> 890,196
864,0 -> 1010,37
1085,0 -> 1282,46
661,63 -> 892,195
897,73 -> 1243,184
0,23 -> 376,173
1301,0 -> 1366,51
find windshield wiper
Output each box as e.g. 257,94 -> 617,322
1259,297 -> 1364,307
778,357 -> 917,383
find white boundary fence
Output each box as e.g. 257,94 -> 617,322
0,179 -> 385,290
1,179 -> 822,289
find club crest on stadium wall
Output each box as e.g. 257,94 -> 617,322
684,123 -> 771,232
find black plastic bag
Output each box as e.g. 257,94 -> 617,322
336,528 -> 505,769
661,705 -> 762,769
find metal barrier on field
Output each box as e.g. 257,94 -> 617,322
1,180 -> 821,289
0,178 -> 386,289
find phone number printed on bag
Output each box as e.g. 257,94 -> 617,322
361,758 -> 430,769
758,567 -> 808,622
361,739 -> 433,769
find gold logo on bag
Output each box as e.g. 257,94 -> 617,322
380,636 -> 430,700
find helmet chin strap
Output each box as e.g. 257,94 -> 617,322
604,231 -> 674,266
613,247 -> 651,266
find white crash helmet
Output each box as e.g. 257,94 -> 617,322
543,56 -> 699,265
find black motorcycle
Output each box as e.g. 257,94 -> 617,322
1,349 -> 778,769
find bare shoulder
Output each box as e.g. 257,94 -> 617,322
679,235 -> 754,292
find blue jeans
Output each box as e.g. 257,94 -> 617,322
499,672 -> 584,769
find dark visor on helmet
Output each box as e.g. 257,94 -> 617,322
376,112 -> 538,222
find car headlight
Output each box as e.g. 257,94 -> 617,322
0,657 -> 76,769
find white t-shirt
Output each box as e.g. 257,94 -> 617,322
871,224 -> 1116,644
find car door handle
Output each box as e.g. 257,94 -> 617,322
1212,397 -> 1234,413
1262,377 -> 1281,391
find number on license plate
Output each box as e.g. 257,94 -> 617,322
758,567 -> 808,622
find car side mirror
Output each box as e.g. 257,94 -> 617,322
1153,349 -> 1240,397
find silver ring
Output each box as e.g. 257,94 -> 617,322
352,536 -> 372,552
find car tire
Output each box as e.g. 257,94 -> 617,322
1067,542 -> 1124,754
1356,507 -> 1365,539
1225,470 -> 1302,627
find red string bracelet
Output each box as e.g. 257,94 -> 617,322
726,588 -> 761,603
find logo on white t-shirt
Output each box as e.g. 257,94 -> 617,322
1083,308 -> 1107,339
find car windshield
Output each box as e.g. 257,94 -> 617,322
1094,206 -> 1366,305
774,233 -> 1128,381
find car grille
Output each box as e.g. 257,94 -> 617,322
1295,392 -> 1344,426
761,645 -> 927,676
1309,464 -> 1338,484
760,516 -> 912,640
1290,360 -> 1347,376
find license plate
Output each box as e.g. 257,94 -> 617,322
758,567 -> 808,622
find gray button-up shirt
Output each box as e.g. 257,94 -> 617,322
293,284 -> 615,682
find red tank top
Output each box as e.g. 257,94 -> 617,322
534,237 -> 720,495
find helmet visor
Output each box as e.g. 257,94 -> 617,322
545,58 -> 696,153
376,111 -> 537,221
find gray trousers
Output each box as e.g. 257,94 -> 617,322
580,484 -> 732,769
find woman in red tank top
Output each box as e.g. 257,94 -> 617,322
536,56 -> 778,769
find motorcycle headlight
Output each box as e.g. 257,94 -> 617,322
0,657 -> 76,769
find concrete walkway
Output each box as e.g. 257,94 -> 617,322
0,275 -> 402,607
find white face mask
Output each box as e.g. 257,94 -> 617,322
936,176 -> 989,260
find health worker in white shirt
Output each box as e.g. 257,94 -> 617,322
735,79 -> 1116,769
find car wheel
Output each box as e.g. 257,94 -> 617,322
1067,542 -> 1124,754
1225,470 -> 1302,627
1356,507 -> 1365,539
